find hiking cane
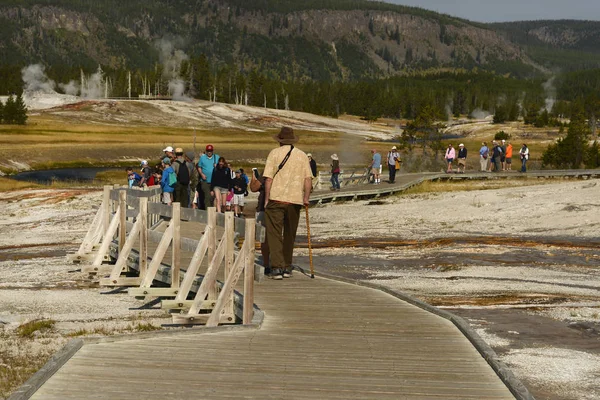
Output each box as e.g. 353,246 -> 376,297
305,205 -> 315,279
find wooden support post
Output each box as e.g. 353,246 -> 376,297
118,190 -> 126,253
102,185 -> 111,236
224,212 -> 235,317
187,234 -> 226,315
171,203 -> 181,289
140,222 -> 174,288
99,212 -> 142,286
207,207 -> 218,301
243,218 -> 256,325
139,197 -> 148,280
85,204 -> 121,270
172,229 -> 210,303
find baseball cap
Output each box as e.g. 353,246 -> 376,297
459,143 -> 464,147
162,157 -> 171,165
163,146 -> 174,153
175,147 -> 183,153
140,160 -> 148,166
307,153 -> 312,157
206,144 -> 214,151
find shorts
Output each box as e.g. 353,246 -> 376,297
506,158 -> 512,164
446,158 -> 454,163
371,168 -> 380,175
501,157 -> 506,162
458,158 -> 466,166
213,186 -> 229,195
233,194 -> 245,206
162,192 -> 172,204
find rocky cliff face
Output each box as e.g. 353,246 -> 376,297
0,2 -> 543,78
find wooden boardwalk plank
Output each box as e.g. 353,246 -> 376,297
33,270 -> 515,399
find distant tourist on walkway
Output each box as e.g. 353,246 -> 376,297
162,146 -> 175,163
500,140 -> 507,171
479,142 -> 489,171
457,144 -> 467,173
126,167 -> 141,188
232,169 -> 247,218
185,151 -> 197,207
197,144 -> 220,210
505,141 -> 513,171
210,157 -> 232,213
330,153 -> 341,190
491,141 -> 503,172
308,153 -> 317,177
370,149 -> 382,184
139,160 -> 152,187
445,144 -> 455,173
520,144 -> 529,173
172,148 -> 192,207
160,157 -> 175,205
263,127 -> 312,280
387,145 -> 401,183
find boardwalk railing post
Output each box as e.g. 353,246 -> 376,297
243,218 -> 256,325
207,207 -> 218,301
139,197 -> 148,280
102,185 -> 111,236
171,203 -> 181,289
224,212 -> 235,317
118,190 -> 127,254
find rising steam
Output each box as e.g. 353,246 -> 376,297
156,37 -> 191,101
21,64 -> 57,94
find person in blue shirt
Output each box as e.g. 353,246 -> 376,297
197,144 -> 220,210
160,157 -> 175,205
479,142 -> 489,172
126,167 -> 141,188
370,149 -> 382,184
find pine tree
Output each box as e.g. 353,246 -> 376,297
14,93 -> 28,125
3,95 -> 16,124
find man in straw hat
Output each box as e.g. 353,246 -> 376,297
263,127 -> 313,280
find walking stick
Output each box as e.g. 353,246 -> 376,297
305,205 -> 315,279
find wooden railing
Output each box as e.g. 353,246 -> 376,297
69,185 -> 264,326
315,168 -> 371,189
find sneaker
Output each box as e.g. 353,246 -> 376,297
282,269 -> 293,278
268,268 -> 283,280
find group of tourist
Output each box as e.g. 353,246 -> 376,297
441,140 -> 530,173
127,145 -> 250,218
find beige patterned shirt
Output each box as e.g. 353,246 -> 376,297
263,145 -> 312,205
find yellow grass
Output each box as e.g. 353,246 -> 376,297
400,178 -> 567,196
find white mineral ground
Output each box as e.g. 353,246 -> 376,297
1,180 -> 600,400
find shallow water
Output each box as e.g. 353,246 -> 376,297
11,167 -> 118,184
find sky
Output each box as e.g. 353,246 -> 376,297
386,0 -> 600,23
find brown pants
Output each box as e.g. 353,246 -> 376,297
265,201 -> 301,270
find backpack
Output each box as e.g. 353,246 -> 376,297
168,170 -> 177,187
175,160 -> 190,185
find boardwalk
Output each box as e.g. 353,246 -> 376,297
32,276 -> 515,399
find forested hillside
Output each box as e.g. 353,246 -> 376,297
491,20 -> 600,71
1,0 -> 600,126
